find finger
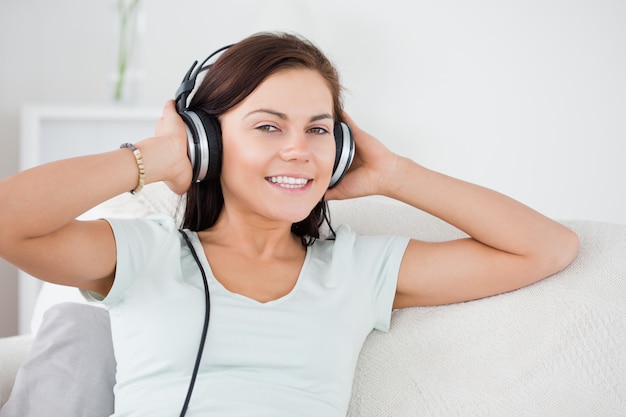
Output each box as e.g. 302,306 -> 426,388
341,111 -> 353,123
163,99 -> 176,113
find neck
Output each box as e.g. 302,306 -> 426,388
199,210 -> 304,259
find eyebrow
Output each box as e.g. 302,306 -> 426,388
244,109 -> 333,122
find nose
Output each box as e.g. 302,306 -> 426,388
279,131 -> 311,162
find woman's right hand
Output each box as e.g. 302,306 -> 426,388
142,100 -> 193,195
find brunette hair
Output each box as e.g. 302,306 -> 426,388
181,32 -> 344,245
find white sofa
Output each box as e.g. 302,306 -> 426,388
1,185 -> 625,416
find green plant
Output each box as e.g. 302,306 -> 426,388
114,0 -> 142,101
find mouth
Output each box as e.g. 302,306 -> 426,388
266,176 -> 311,189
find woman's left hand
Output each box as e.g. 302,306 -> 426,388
325,113 -> 404,201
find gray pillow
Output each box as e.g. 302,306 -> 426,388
0,303 -> 115,417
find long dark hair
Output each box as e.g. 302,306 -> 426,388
181,32 -> 344,245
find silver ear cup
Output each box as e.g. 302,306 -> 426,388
185,123 -> 196,170
184,111 -> 211,183
329,122 -> 355,188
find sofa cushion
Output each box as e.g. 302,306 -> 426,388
0,303 -> 115,417
0,335 -> 32,409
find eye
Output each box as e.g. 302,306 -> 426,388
256,124 -> 279,133
308,126 -> 330,135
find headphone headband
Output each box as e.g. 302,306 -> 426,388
175,44 -> 233,114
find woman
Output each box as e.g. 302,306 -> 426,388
0,32 -> 578,416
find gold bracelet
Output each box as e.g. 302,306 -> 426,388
120,143 -> 145,195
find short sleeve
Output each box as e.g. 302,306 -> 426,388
83,215 -> 178,307
334,225 -> 410,332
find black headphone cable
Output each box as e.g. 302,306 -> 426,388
178,229 -> 211,417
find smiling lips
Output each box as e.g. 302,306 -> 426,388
266,176 -> 311,189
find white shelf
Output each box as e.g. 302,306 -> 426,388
20,105 -> 161,169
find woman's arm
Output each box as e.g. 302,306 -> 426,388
0,101 -> 190,297
326,115 -> 579,308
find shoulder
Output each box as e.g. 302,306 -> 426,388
105,214 -> 178,242
315,224 -> 410,262
328,224 -> 409,251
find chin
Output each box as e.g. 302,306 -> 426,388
283,211 -> 315,225
268,204 -> 319,226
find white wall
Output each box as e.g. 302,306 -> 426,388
0,0 -> 624,336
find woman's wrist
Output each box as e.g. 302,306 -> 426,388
131,136 -> 192,195
119,143 -> 145,194
379,156 -> 425,200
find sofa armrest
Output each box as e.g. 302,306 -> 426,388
0,335 -> 33,408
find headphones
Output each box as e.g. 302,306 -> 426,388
174,44 -> 355,188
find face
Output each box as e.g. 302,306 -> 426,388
218,68 -> 336,226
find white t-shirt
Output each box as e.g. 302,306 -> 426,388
94,215 -> 409,417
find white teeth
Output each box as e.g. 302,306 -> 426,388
267,176 -> 309,188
